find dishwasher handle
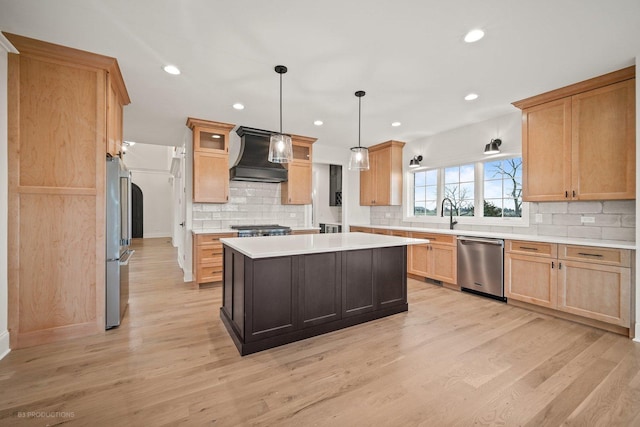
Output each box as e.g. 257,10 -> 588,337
457,236 -> 504,246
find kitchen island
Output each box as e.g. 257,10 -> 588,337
219,232 -> 428,355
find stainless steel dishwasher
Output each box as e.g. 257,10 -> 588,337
457,236 -> 505,301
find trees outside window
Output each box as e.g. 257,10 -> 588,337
484,158 -> 523,218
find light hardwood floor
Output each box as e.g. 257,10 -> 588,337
1,238 -> 639,426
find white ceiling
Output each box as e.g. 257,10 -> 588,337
1,0 -> 639,149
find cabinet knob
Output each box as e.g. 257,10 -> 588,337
551,261 -> 554,269
572,190 -> 576,198
565,191 -> 568,198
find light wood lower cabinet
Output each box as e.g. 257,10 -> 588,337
193,232 -> 236,285
505,240 -> 632,330
505,253 -> 557,309
408,232 -> 456,285
291,229 -> 320,235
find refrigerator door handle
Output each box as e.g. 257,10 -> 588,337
119,250 -> 135,266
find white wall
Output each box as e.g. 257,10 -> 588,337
0,35 -> 15,360
124,143 -> 173,238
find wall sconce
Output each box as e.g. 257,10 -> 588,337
484,138 -> 501,155
409,155 -> 423,168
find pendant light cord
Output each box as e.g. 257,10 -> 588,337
279,72 -> 283,135
358,95 -> 361,148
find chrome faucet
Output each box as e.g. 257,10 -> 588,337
441,198 -> 458,230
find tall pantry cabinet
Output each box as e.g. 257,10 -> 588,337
5,33 -> 130,348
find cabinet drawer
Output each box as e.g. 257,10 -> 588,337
350,226 -> 372,233
506,240 -> 557,257
559,245 -> 631,267
195,233 -> 236,245
389,230 -> 408,237
197,263 -> 224,283
197,246 -> 223,264
410,232 -> 454,245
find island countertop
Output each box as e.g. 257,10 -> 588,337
220,232 -> 429,259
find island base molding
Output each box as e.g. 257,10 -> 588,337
220,304 -> 407,356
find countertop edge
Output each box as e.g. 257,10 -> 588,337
350,224 -> 636,250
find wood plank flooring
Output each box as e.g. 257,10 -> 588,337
1,237 -> 639,426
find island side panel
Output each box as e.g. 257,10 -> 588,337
376,246 -> 407,308
232,249 -> 245,336
299,252 -> 342,328
246,256 -> 297,342
342,249 -> 376,317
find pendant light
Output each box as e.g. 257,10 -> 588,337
268,65 -> 293,163
349,90 -> 369,170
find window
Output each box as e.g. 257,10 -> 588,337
483,158 -> 523,218
408,156 -> 524,223
444,164 -> 475,216
413,169 -> 437,216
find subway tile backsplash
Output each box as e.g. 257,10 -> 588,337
192,181 -> 306,230
370,200 -> 635,242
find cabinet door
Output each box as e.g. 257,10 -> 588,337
557,260 -> 630,326
342,249 -> 375,317
299,252 -> 341,328
282,161 -> 311,204
193,152 -> 229,203
359,154 -> 376,205
430,244 -> 457,284
373,149 -> 391,205
522,98 -> 572,201
505,253 -> 557,308
408,244 -> 429,277
375,246 -> 406,308
571,79 -> 635,200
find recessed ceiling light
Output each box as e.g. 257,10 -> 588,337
313,120 -> 323,126
391,121 -> 401,127
232,103 -> 245,110
163,64 -> 181,75
464,93 -> 479,101
464,29 -> 485,43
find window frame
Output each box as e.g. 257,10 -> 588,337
404,156 -> 529,227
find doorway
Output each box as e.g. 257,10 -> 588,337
132,183 -> 143,238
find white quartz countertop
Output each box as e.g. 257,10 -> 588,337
220,232 -> 429,259
351,224 -> 636,250
192,226 -> 320,235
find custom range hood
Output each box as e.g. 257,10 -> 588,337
230,126 -> 288,183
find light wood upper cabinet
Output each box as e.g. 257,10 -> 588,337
513,67 -> 635,202
282,134 -> 316,205
187,118 -> 234,203
5,33 -> 130,348
360,140 -> 405,206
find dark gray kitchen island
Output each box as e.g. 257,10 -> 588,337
219,232 -> 428,355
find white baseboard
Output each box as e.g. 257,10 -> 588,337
634,324 -> 640,342
143,232 -> 171,238
0,330 -> 10,360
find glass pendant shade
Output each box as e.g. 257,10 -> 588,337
349,146 -> 369,170
268,133 -> 293,163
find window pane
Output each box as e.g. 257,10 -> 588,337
484,179 -> 503,198
424,201 -> 436,216
444,167 -> 459,183
425,185 -> 437,200
482,157 -> 523,218
484,199 -> 503,217
425,170 -> 437,186
414,186 -> 425,202
414,201 -> 426,216
459,201 -> 474,216
484,160 -> 501,180
414,171 -> 426,187
460,182 -> 474,200
460,164 -> 474,182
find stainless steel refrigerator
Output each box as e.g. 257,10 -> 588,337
106,156 -> 134,329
